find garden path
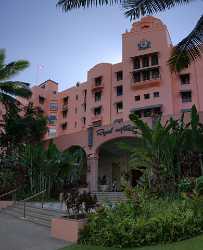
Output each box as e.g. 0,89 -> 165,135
0,213 -> 69,250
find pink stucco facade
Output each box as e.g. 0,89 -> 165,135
29,16 -> 203,191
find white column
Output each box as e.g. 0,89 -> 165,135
87,154 -> 99,192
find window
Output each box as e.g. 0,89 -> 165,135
133,72 -> 141,82
151,68 -> 160,79
134,111 -> 141,118
48,128 -> 56,138
151,54 -> 159,65
116,71 -> 123,81
144,109 -> 152,117
39,96 -> 45,105
153,92 -> 160,98
83,103 -> 87,112
63,96 -> 69,105
95,76 -> 102,86
62,110 -> 68,118
143,70 -> 150,81
84,90 -> 87,99
94,106 -> 102,116
75,107 -> 77,114
116,102 -> 123,113
133,57 -> 140,69
142,56 -> 149,67
144,93 -> 150,99
82,117 -> 86,125
61,122 -> 67,130
135,95 -> 140,101
153,107 -> 162,115
76,95 -> 78,100
53,91 -> 57,95
49,103 -> 58,111
95,91 -> 102,102
74,122 -> 77,128
180,74 -> 190,85
116,85 -> 123,96
181,91 -> 192,103
48,115 -> 57,125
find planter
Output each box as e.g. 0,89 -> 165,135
99,184 -> 109,192
51,217 -> 87,243
0,201 -> 14,209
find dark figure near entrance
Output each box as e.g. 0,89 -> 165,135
99,175 -> 107,185
112,179 -> 118,192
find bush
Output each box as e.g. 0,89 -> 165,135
178,178 -> 194,193
196,176 -> 203,195
80,197 -> 203,248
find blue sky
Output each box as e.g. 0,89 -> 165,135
1,0 -> 203,91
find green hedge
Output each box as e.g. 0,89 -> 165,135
80,199 -> 203,248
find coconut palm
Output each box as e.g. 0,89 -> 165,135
0,49 -> 31,108
57,0 -> 203,72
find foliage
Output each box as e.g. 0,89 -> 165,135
63,189 -> 97,219
57,1 -> 203,72
59,234 -> 203,250
178,178 -> 194,193
127,105 -> 203,195
0,49 -> 31,109
80,195 -> 203,248
0,103 -> 47,152
18,142 -> 74,197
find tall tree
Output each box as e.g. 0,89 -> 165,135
0,49 -> 31,109
57,0 -> 203,72
128,105 -> 203,194
0,103 -> 48,154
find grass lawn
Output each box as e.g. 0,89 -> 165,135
60,234 -> 203,250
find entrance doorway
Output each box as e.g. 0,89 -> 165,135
98,137 -> 139,191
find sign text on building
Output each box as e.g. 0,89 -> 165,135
96,124 -> 137,137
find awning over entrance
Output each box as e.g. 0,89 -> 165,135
130,104 -> 162,113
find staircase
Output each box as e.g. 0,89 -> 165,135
1,202 -> 66,227
94,192 -> 127,204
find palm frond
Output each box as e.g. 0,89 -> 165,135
0,50 -> 5,69
57,0 -> 121,11
0,81 -> 32,98
0,60 -> 29,81
122,0 -> 195,20
169,15 -> 203,71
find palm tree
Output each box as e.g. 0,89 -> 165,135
57,0 -> 203,72
0,49 -> 32,109
127,113 -> 183,193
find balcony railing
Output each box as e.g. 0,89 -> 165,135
131,77 -> 161,89
91,83 -> 104,91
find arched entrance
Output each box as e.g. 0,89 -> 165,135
97,137 -> 140,191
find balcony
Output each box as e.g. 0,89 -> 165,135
91,83 -> 104,91
131,67 -> 161,89
131,78 -> 161,89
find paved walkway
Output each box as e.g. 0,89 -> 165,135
0,213 -> 69,250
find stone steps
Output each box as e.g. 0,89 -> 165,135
2,202 -> 66,228
94,192 -> 127,204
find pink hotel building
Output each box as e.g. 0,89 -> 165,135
30,16 -> 203,192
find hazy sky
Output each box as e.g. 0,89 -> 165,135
1,0 -> 203,91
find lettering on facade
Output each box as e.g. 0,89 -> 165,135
96,124 -> 137,137
138,40 -> 151,50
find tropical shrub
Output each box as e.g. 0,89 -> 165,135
80,196 -> 203,248
178,178 -> 194,193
